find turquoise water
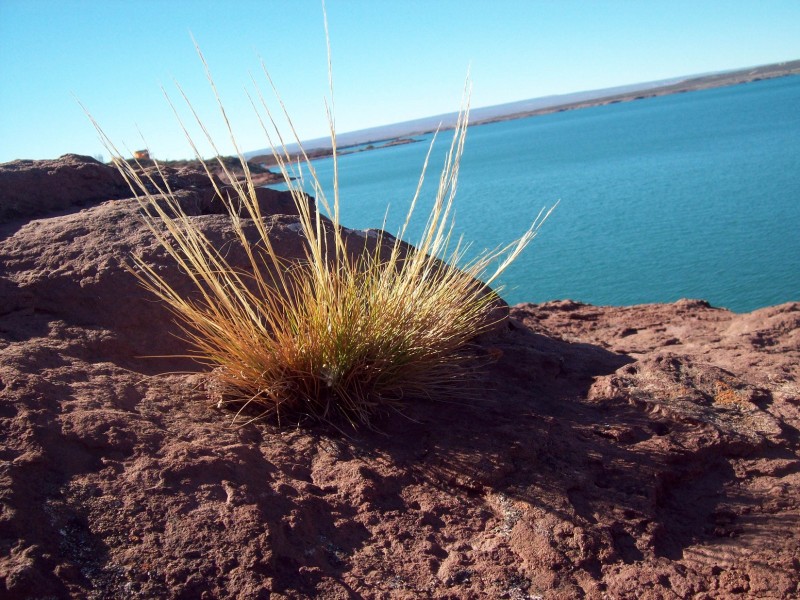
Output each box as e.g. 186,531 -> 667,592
274,76 -> 800,312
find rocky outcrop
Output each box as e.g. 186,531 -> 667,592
0,157 -> 798,598
0,154 -> 303,226
0,155 -> 131,224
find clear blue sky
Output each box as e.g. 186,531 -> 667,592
1,0 -> 798,163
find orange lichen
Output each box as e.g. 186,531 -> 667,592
713,380 -> 745,406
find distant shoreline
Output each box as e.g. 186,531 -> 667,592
249,59 -> 800,167
254,136 -> 420,167
471,59 -> 800,128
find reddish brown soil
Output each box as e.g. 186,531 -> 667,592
1,157 -> 798,599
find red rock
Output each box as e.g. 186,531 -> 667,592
0,154 -> 130,224
0,158 -> 798,598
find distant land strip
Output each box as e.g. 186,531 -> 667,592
474,58 -> 800,127
248,59 -> 800,168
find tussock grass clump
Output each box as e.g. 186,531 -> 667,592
94,51 -> 552,428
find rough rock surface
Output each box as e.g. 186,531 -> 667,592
0,155 -> 131,224
1,157 -> 798,598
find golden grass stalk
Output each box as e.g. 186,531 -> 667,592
90,45 -> 553,428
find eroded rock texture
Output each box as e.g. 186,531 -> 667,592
1,157 -> 798,598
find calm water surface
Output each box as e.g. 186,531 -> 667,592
274,76 -> 800,312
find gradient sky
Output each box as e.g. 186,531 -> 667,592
1,0 -> 799,163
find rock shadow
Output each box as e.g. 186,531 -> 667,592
328,321 -> 760,568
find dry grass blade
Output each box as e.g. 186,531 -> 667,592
88,37 -> 554,429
